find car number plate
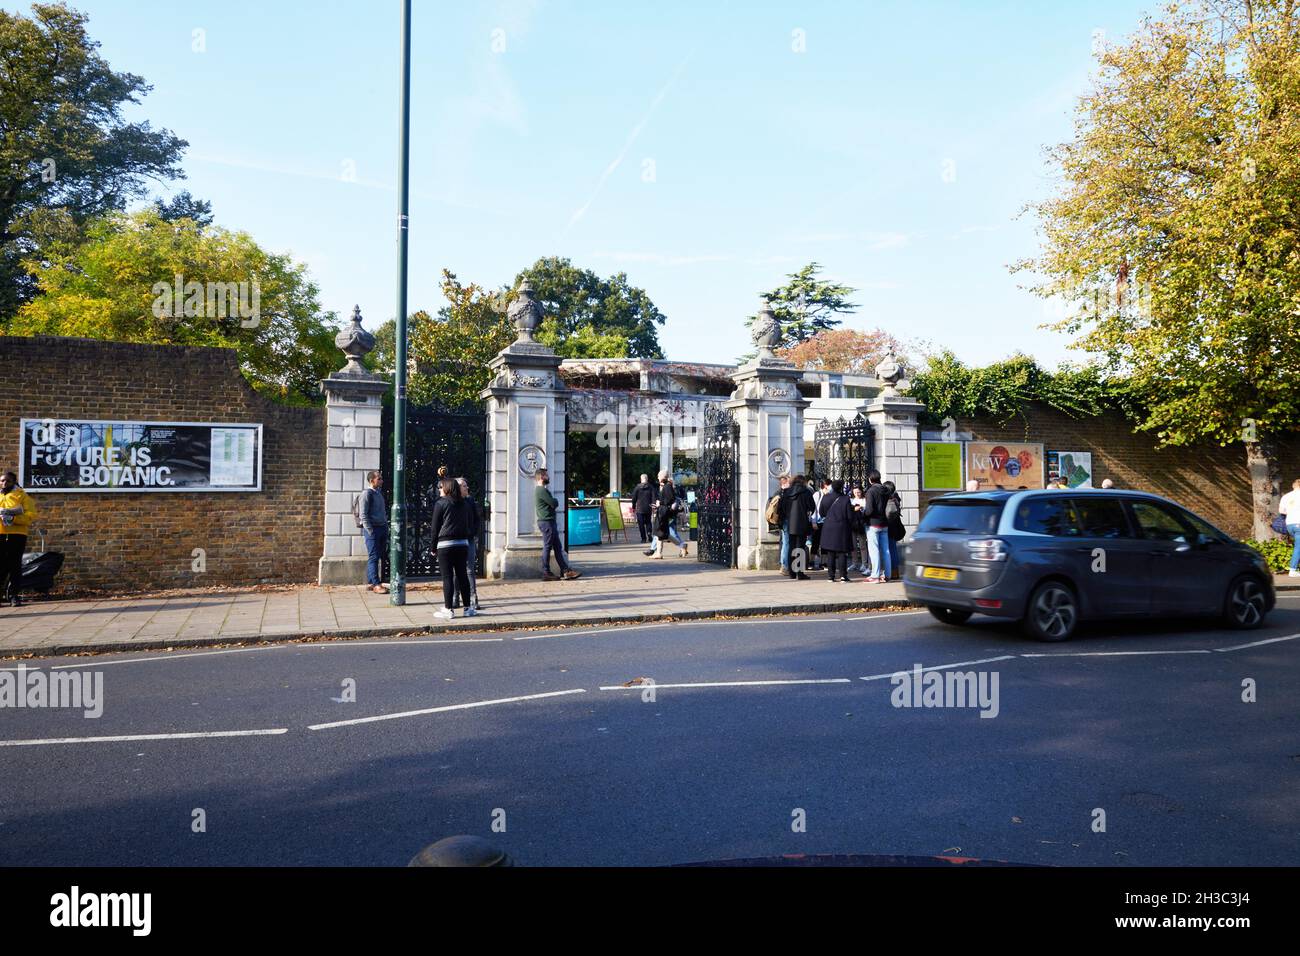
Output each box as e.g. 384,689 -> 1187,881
922,566 -> 958,582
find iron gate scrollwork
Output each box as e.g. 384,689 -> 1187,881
696,403 -> 739,567
813,414 -> 873,489
382,401 -> 487,578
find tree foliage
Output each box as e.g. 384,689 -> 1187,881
775,328 -> 903,373
909,351 -> 1140,427
1014,0 -> 1300,532
513,256 -> 664,358
0,3 -> 186,318
745,262 -> 858,347
5,209 -> 338,404
153,191 -> 213,228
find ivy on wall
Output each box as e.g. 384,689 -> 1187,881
908,351 -> 1141,428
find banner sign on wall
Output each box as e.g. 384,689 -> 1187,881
19,419 -> 263,492
921,442 -> 964,491
965,441 -> 1045,490
1047,450 -> 1093,488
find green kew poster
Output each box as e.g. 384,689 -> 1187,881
922,442 -> 963,490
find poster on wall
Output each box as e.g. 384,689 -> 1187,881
921,442 -> 964,490
1047,450 -> 1093,488
19,419 -> 263,492
965,441 -> 1045,490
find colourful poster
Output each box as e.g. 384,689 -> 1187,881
1047,451 -> 1093,488
965,442 -> 1045,490
921,442 -> 964,490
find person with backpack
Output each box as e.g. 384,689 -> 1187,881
817,478 -> 855,582
771,475 -> 791,573
0,471 -> 36,607
430,477 -> 477,619
781,475 -> 815,579
862,470 -> 892,583
354,471 -> 389,594
883,479 -> 906,580
649,470 -> 688,558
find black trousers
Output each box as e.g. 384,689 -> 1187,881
824,551 -> 849,581
0,534 -> 25,599
439,544 -> 472,610
636,512 -> 653,543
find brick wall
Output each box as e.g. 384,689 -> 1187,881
917,403 -> 1300,540
0,336 -> 324,591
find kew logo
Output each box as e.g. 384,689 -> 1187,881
151,273 -> 260,327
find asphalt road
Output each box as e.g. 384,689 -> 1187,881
3,595 -> 1299,867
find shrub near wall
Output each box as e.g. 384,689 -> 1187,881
918,402 -> 1300,541
0,336 -> 325,592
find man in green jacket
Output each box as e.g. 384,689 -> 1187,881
534,469 -> 580,581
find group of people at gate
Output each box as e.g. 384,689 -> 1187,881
773,471 -> 905,583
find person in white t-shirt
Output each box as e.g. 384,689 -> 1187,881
1280,478 -> 1300,576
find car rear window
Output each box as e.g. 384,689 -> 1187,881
918,499 -> 1004,535
1013,497 -> 1079,536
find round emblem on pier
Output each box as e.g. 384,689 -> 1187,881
767,448 -> 791,478
518,443 -> 547,477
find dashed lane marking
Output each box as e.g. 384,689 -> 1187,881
0,729 -> 288,747
598,678 -> 853,691
307,688 -> 587,731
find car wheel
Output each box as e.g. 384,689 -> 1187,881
1023,580 -> 1078,642
1223,575 -> 1267,630
927,606 -> 973,626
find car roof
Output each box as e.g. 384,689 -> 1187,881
932,488 -> 1172,503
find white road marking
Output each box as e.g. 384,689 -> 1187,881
599,678 -> 852,690
846,610 -> 928,621
1021,649 -> 1213,658
512,625 -> 661,641
0,729 -> 288,747
308,688 -> 587,730
1213,632 -> 1300,652
860,656 -> 1017,681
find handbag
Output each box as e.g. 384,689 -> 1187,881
1271,513 -> 1289,535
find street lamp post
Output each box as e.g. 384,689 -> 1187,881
389,0 -> 412,606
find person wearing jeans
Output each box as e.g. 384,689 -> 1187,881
535,469 -> 580,580
1281,478 -> 1300,576
358,471 -> 389,593
863,470 -> 892,582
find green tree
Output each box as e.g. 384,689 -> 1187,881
153,191 -> 213,228
5,209 -> 338,404
1017,0 -> 1300,537
513,256 -> 664,358
745,262 -> 858,349
0,3 -> 187,319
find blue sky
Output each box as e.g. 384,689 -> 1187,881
29,0 -> 1154,367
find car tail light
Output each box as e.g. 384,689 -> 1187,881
966,538 -> 1008,561
974,598 -> 1002,609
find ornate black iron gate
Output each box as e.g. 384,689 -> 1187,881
812,414 -> 873,489
696,403 -> 739,567
382,402 -> 487,578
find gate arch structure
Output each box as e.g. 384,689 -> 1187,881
812,414 -> 873,489
696,404 -> 739,567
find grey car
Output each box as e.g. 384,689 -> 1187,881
902,489 -> 1275,641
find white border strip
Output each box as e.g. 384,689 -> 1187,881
860,656 -> 1016,681
599,678 -> 852,690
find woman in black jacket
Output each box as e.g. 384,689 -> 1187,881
783,475 -> 815,579
817,478 -> 855,582
649,471 -> 688,558
430,477 -> 476,619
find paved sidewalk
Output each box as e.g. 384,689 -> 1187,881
0,543 -> 915,657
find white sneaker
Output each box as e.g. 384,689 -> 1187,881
464,607 -> 478,617
434,607 -> 454,620
1288,569 -> 1300,577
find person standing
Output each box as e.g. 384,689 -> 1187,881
430,478 -> 476,619
357,471 -> 389,594
649,470 -> 688,558
863,470 -> 892,583
883,479 -> 906,580
535,469 -> 580,581
849,485 -> 869,572
818,479 -> 855,582
456,477 -> 483,609
810,478 -> 830,570
774,475 -> 793,573
783,474 -> 815,579
0,472 -> 35,607
632,473 -> 657,544
1281,477 -> 1300,577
